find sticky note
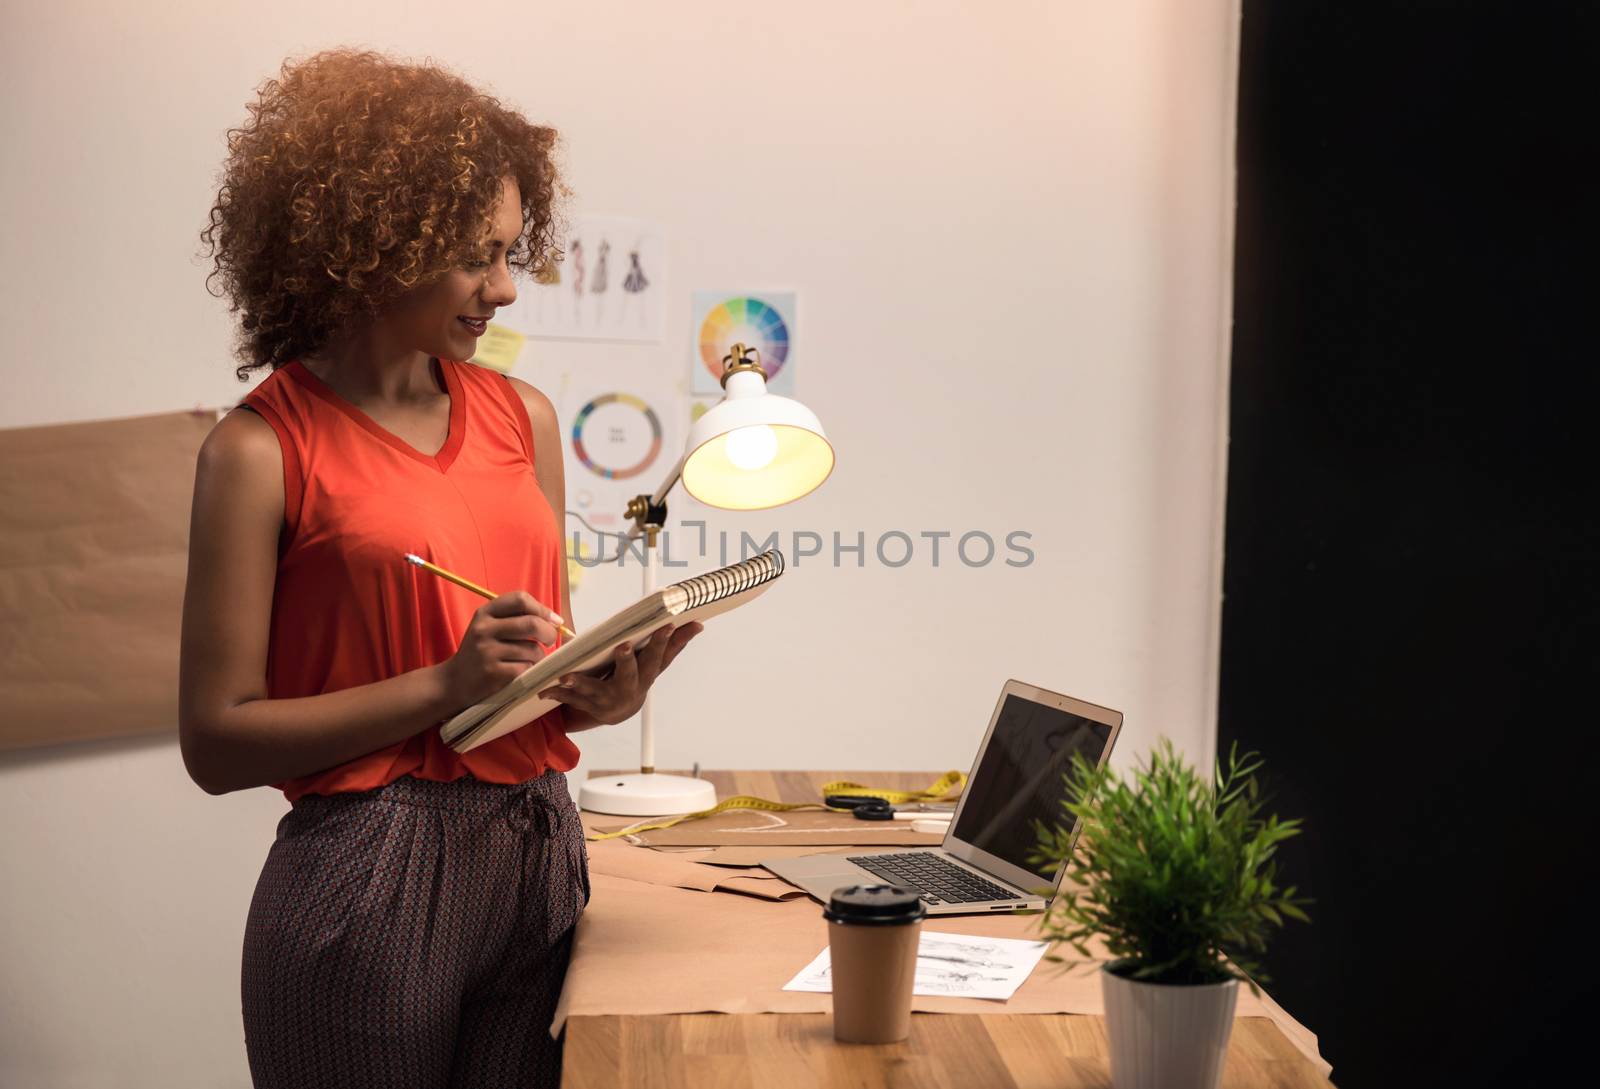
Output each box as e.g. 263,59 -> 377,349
567,537 -> 593,594
469,323 -> 526,374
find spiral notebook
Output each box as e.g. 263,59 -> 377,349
440,550 -> 786,753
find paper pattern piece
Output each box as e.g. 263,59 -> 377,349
585,840 -> 805,902
497,215 -> 664,342
690,291 -> 797,396
596,807 -> 945,848
691,845 -> 868,867
783,932 -> 1051,1001
0,409 -> 215,751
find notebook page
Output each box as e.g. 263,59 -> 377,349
440,550 -> 784,752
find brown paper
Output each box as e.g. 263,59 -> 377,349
0,410 -> 216,751
596,807 -> 944,847
551,871 -> 1329,1076
691,845 -> 863,867
697,844 -> 915,863
585,839 -> 805,901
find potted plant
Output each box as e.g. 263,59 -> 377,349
1029,739 -> 1311,1089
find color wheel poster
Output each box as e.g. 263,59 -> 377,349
555,371 -> 680,535
690,291 -> 797,396
497,215 -> 665,343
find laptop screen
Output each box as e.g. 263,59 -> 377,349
951,694 -> 1114,878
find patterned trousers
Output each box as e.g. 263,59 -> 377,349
241,771 -> 590,1088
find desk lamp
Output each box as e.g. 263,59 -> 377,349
576,345 -> 835,816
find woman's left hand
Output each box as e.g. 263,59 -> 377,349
537,621 -> 704,728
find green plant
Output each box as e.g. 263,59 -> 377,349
1028,739 -> 1311,992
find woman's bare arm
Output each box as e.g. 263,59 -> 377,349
177,409 -> 453,793
515,379 -> 598,733
511,378 -> 700,733
177,408 -> 557,794
520,382 -> 577,654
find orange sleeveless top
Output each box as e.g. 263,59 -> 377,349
240,358 -> 578,801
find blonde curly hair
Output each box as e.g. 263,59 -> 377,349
201,47 -> 566,379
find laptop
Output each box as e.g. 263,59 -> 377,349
762,679 -> 1122,915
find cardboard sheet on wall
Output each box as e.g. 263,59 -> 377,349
0,410 -> 215,751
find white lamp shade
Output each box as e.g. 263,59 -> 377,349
680,374 -> 834,510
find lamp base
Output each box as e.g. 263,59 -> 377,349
578,772 -> 718,817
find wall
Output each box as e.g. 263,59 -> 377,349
0,2 -> 1240,1084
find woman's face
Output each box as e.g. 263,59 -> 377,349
391,175 -> 523,362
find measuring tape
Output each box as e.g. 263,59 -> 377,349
585,770 -> 967,842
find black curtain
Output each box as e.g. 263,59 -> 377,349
1221,3 -> 1595,1085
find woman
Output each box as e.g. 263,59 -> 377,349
180,48 -> 701,1088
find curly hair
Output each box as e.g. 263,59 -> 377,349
201,48 -> 566,379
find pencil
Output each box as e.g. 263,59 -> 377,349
403,553 -> 577,639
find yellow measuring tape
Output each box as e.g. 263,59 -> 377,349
586,771 -> 967,842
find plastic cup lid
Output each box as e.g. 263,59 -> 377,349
824,884 -> 927,925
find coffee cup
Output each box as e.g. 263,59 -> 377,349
824,884 -> 925,1043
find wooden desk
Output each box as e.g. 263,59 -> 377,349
562,771 -> 1334,1089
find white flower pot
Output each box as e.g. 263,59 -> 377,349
1100,963 -> 1241,1089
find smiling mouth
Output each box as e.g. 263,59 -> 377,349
458,316 -> 488,335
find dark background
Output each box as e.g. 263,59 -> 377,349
1220,2 -> 1594,1085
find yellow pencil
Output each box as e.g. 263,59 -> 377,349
403,553 -> 576,639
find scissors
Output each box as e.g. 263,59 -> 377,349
824,794 -> 896,821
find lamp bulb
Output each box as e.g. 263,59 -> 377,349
724,424 -> 779,471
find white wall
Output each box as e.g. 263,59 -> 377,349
0,1 -> 1239,1084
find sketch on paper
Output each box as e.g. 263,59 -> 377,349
782,932 -> 1050,1002
691,291 -> 797,396
498,215 -> 664,342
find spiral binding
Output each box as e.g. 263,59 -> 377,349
672,549 -> 785,610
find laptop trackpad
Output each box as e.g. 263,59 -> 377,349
764,855 -> 871,885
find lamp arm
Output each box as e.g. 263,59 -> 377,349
624,452 -> 687,541
651,454 -> 685,508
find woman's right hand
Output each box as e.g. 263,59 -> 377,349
438,592 -> 565,708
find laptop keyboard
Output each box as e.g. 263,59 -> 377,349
844,852 -> 1019,905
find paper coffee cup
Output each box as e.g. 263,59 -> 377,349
824,885 -> 925,1043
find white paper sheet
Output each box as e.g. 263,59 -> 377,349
782,932 -> 1051,1002
497,214 -> 665,342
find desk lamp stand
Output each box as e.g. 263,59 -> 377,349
575,486 -> 719,816
575,343 -> 833,817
